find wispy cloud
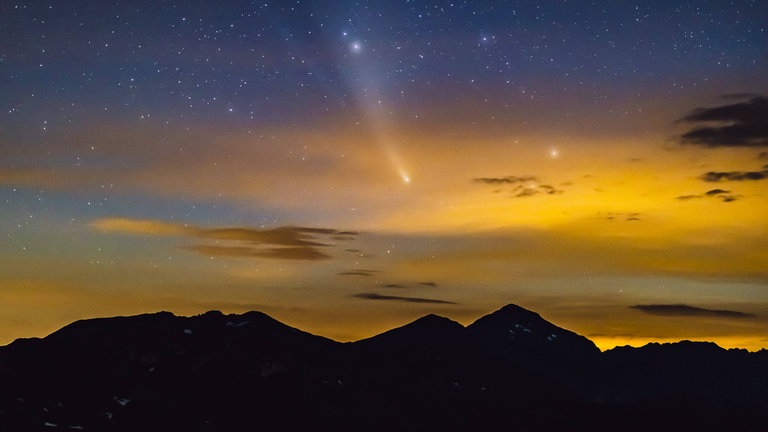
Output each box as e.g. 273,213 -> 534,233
473,175 -> 565,197
699,167 -> 768,182
473,175 -> 538,185
352,292 -> 456,305
197,226 -> 356,247
184,245 -> 332,260
91,217 -> 355,261
675,189 -> 739,202
337,269 -> 380,277
601,212 -> 642,222
631,304 -> 755,319
679,95 -> 768,147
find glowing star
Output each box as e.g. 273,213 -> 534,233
549,147 -> 560,159
350,41 -> 362,54
402,173 -> 411,184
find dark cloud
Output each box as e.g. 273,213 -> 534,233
184,245 -> 331,260
473,175 -> 537,185
92,218 -> 358,261
352,293 -> 456,305
514,187 -> 539,198
92,218 -> 357,261
678,96 -> 768,147
337,269 -> 379,277
537,184 -> 563,195
699,168 -> 768,182
474,176 -> 565,198
184,225 -> 357,260
705,188 -> 730,196
758,151 -> 768,160
675,194 -> 699,201
631,304 -> 754,319
419,281 -> 438,287
512,184 -> 564,197
675,189 -> 739,202
197,226 -> 350,247
381,283 -> 407,289
602,212 -> 642,222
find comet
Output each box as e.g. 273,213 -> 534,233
342,34 -> 411,185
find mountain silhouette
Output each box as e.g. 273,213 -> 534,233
1,304 -> 766,431
467,304 -> 600,358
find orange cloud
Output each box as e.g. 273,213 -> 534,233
90,217 -> 356,261
184,245 -> 332,260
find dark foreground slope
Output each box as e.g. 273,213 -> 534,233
1,305 -> 766,431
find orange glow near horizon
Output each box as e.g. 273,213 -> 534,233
2,125 -> 767,349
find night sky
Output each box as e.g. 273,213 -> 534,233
2,1 -> 767,350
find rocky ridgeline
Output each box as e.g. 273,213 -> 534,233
1,305 -> 766,431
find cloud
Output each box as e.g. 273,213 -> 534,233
352,293 -> 456,305
419,281 -> 438,287
91,217 -> 356,261
678,96 -> 768,147
602,212 -> 642,222
705,188 -> 730,196
184,245 -> 331,260
536,184 -> 563,195
337,269 -> 380,277
631,304 -> 755,319
197,227 -> 342,247
675,189 -> 739,202
473,175 -> 565,197
699,167 -> 768,182
473,175 -> 538,185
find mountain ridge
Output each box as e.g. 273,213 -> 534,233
1,304 -> 766,431
3,306 -> 765,353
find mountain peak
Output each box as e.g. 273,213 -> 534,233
496,303 -> 543,317
352,313 -> 464,353
467,303 -> 600,360
412,313 -> 464,328
467,303 -> 550,332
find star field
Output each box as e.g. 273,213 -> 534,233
4,2 -> 764,128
